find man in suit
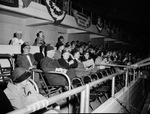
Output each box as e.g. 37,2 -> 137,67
40,44 -> 76,86
16,42 -> 39,87
16,42 -> 37,70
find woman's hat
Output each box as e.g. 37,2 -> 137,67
12,67 -> 31,83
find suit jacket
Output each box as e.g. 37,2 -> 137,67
16,53 -> 37,70
34,52 -> 44,69
58,58 -> 78,69
40,57 -> 76,86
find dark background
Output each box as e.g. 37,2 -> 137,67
71,0 -> 150,50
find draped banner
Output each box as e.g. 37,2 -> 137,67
22,0 -> 32,8
72,9 -> 91,29
0,0 -> 18,7
44,0 -> 67,25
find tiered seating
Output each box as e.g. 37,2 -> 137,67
72,77 -> 101,110
72,67 -> 126,111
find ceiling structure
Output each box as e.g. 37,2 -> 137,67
71,0 -> 150,47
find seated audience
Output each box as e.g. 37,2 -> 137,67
16,42 -> 40,88
70,41 -> 76,50
58,49 -> 78,69
99,56 -> 109,69
89,47 -> 96,60
16,42 -> 37,70
34,44 -> 46,69
40,44 -> 76,86
95,51 -> 104,68
72,49 -> 90,78
81,51 -> 97,72
64,42 -> 72,52
10,31 -> 24,45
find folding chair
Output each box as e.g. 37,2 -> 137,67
106,68 -> 113,75
115,74 -> 125,93
82,75 -> 109,103
32,69 -> 72,113
72,77 -> 100,110
0,54 -> 13,76
111,67 -> 117,74
32,69 -> 71,97
0,54 -> 13,89
101,70 -> 108,77
96,71 -> 103,79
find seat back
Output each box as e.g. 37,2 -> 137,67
90,73 -> 98,81
106,69 -> 112,75
72,77 -> 83,88
0,54 -> 13,76
33,70 -> 71,97
101,70 -> 108,77
111,68 -> 116,73
96,71 -> 103,79
82,75 -> 92,85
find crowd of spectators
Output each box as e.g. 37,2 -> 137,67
1,30 -> 146,113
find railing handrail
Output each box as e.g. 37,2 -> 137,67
8,70 -> 125,114
132,57 -> 150,66
97,64 -> 129,68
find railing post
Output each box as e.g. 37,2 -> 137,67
133,69 -> 136,81
85,84 -> 90,113
32,71 -> 35,81
80,89 -> 85,113
125,69 -> 128,88
111,77 -> 115,97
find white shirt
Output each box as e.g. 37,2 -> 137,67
26,55 -> 33,67
11,37 -> 24,45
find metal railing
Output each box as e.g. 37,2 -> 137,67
7,57 -> 150,113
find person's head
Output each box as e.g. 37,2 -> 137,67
87,41 -> 91,46
103,56 -> 108,62
21,42 -> 31,54
78,46 -> 83,54
62,49 -> 70,60
72,49 -> 80,59
46,44 -> 56,58
37,31 -> 44,37
12,67 -> 31,87
71,41 -> 76,49
58,36 -> 64,42
16,31 -> 22,39
65,43 -> 71,52
100,51 -> 104,57
83,51 -> 90,60
57,43 -> 64,51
